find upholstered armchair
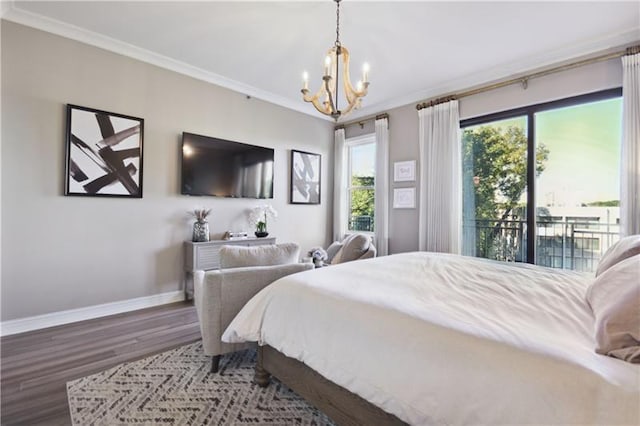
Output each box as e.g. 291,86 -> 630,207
325,233 -> 377,265
194,243 -> 313,373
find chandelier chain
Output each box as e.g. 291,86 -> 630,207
335,0 -> 341,47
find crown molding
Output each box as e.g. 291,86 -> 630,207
348,27 -> 640,121
3,2 -> 637,123
0,1 -> 12,19
2,2 -> 332,122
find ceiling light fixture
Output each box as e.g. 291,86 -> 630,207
301,0 -> 369,121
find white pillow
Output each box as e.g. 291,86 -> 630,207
586,254 -> 640,363
596,234 -> 640,276
326,241 -> 343,263
219,243 -> 300,269
331,234 -> 370,264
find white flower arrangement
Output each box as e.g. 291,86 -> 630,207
308,247 -> 328,261
248,204 -> 278,232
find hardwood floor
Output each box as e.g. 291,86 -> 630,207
1,301 -> 201,425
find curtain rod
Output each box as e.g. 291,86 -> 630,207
335,113 -> 388,130
416,44 -> 640,110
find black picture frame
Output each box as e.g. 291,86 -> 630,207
65,104 -> 144,198
290,149 -> 321,204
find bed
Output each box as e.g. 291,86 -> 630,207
222,252 -> 640,425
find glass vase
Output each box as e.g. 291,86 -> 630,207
192,220 -> 210,242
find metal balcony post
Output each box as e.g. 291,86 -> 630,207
570,224 -> 575,270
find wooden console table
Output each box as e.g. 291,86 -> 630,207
183,237 -> 276,299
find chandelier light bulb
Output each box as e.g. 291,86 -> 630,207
302,71 -> 309,90
362,63 -> 370,83
324,55 -> 332,77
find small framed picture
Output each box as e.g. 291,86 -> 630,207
394,160 -> 416,182
290,149 -> 321,204
65,104 -> 144,197
393,187 -> 416,209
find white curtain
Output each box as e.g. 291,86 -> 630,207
333,128 -> 348,241
621,52 -> 640,236
418,100 -> 461,253
374,117 -> 389,256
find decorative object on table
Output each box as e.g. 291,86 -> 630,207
65,104 -> 144,198
190,208 -> 211,242
224,231 -> 249,240
300,0 -> 370,121
291,150 -> 321,204
308,247 -> 328,267
393,187 -> 416,209
67,343 -> 334,425
249,204 -> 278,238
394,160 -> 416,182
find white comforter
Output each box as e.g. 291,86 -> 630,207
222,252 -> 640,425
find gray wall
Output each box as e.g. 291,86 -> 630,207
1,21 -> 334,321
346,58 -> 623,254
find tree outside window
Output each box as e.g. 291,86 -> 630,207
346,137 -> 376,232
462,121 -> 549,260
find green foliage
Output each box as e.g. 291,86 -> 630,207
584,200 -> 620,207
351,176 -> 374,215
350,175 -> 374,231
462,125 -> 549,258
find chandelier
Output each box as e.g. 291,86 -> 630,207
301,0 -> 369,121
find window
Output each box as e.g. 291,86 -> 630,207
461,89 -> 622,272
346,135 -> 376,232
462,116 -> 529,262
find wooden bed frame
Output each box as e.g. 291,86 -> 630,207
254,345 -> 406,426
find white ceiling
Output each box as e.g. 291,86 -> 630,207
4,1 -> 640,121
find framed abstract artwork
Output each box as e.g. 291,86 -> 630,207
65,104 -> 144,198
290,149 -> 321,204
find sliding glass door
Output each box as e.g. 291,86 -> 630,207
534,97 -> 622,271
462,116 -> 530,262
461,89 -> 622,272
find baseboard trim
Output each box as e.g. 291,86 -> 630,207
0,291 -> 185,337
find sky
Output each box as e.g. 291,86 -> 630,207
351,142 -> 376,176
536,97 -> 621,206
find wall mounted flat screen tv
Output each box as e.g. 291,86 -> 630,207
181,132 -> 274,198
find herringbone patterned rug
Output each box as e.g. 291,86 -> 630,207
67,341 -> 334,425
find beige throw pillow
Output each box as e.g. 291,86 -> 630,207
219,243 -> 300,269
596,234 -> 640,277
331,234 -> 370,264
586,254 -> 640,363
326,241 -> 343,263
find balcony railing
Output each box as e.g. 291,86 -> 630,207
463,218 -> 619,273
349,215 -> 374,232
